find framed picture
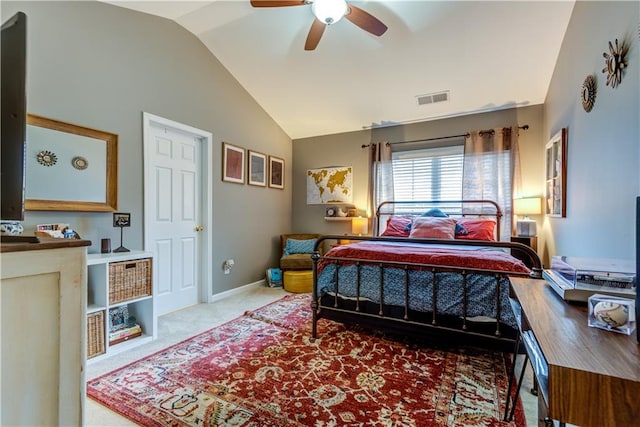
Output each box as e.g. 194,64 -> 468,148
269,156 -> 285,189
545,128 -> 568,217
248,150 -> 267,187
222,142 -> 245,184
109,305 -> 129,332
113,212 -> 131,227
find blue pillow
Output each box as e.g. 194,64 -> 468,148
403,208 -> 468,235
421,208 -> 448,218
284,238 -> 317,256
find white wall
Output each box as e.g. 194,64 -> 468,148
2,1 -> 293,294
542,0 -> 640,262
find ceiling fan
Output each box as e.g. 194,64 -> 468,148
250,0 -> 388,51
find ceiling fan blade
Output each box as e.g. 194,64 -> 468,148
345,4 -> 387,37
250,0 -> 306,7
305,18 -> 326,51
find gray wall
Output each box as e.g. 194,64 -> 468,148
294,0 -> 640,266
542,0 -> 640,261
293,105 -> 545,245
2,1 -> 292,294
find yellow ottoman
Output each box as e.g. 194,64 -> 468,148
283,270 -> 312,293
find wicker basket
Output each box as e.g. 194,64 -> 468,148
109,258 -> 152,304
87,311 -> 106,359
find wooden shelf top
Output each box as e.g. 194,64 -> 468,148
511,277 -> 640,380
510,277 -> 640,426
0,236 -> 91,253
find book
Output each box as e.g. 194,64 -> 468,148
109,324 -> 142,344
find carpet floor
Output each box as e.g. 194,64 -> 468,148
87,293 -> 525,426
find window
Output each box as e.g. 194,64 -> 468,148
389,145 -> 464,203
372,130 -> 516,240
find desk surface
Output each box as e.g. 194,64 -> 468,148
510,277 -> 640,427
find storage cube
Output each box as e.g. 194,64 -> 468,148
87,310 -> 106,359
108,258 -> 152,304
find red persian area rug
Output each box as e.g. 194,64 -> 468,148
87,294 -> 525,426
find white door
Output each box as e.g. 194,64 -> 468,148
143,113 -> 213,315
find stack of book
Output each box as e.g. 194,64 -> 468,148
109,324 -> 142,345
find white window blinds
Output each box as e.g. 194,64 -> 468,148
391,145 -> 464,202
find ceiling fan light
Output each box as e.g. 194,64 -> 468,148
311,0 -> 348,25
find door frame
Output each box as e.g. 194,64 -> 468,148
142,112 -> 214,305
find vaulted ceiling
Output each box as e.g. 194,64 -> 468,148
104,0 -> 575,139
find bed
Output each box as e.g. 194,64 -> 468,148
311,200 -> 543,350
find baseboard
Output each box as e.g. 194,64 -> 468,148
210,279 -> 266,303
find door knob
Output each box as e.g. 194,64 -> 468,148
195,225 -> 204,232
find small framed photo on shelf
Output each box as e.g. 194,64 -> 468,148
222,142 -> 245,184
109,305 -> 129,332
113,212 -> 131,227
269,155 -> 284,189
248,150 -> 267,187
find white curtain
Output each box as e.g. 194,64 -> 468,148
367,142 -> 393,234
462,127 -> 520,241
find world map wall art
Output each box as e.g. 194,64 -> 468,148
306,166 -> 353,204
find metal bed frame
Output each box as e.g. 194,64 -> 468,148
310,200 -> 543,350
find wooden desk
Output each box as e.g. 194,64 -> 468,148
509,277 -> 640,427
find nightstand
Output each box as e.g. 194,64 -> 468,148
511,235 -> 537,251
510,236 -> 538,267
330,238 -> 352,248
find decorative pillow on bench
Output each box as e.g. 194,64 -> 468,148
283,238 -> 317,256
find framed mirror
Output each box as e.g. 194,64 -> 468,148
25,113 -> 118,212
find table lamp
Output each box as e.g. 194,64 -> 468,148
514,197 -> 542,237
351,216 -> 368,236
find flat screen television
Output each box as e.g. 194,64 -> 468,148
636,196 -> 640,344
1,11 -> 27,222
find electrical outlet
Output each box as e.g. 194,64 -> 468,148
223,259 -> 235,274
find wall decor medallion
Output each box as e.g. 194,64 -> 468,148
581,75 -> 596,112
36,150 -> 57,166
71,156 -> 88,170
602,38 -> 628,88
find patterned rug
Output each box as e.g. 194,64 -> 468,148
87,294 -> 525,426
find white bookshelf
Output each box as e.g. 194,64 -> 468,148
86,250 -> 155,363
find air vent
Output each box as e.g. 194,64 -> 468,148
416,90 -> 450,106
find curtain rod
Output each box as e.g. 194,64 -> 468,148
479,124 -> 529,137
361,124 -> 529,148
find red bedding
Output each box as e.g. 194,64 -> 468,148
321,241 -> 530,274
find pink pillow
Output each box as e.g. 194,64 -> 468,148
408,217 -> 456,239
455,218 -> 496,241
381,216 -> 412,237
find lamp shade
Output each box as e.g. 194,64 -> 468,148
312,0 -> 348,24
351,216 -> 368,235
514,197 -> 542,216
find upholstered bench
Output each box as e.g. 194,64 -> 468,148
283,270 -> 312,293
280,233 -> 321,271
